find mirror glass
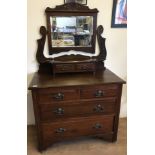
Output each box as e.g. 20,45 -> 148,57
50,16 -> 93,47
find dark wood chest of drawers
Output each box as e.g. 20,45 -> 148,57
29,69 -> 125,151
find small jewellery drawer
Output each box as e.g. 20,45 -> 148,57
80,84 -> 118,99
41,115 -> 114,141
39,98 -> 116,121
38,88 -> 79,103
76,62 -> 95,72
54,64 -> 74,73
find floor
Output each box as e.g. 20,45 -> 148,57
28,118 -> 127,155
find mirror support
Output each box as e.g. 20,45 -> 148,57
36,26 -> 48,64
95,25 -> 107,61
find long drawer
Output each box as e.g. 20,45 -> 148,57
39,98 -> 116,121
41,115 -> 114,142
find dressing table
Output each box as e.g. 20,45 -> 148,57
28,2 -> 125,151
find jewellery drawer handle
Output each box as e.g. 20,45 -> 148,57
55,128 -> 66,133
53,93 -> 64,100
93,104 -> 104,112
94,90 -> 104,97
53,108 -> 64,115
93,123 -> 102,129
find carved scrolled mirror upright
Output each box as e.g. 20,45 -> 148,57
36,2 -> 107,75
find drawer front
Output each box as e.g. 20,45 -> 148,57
80,84 -> 118,99
38,88 -> 79,104
41,115 -> 114,141
39,98 -> 116,121
54,64 -> 75,73
76,63 -> 95,72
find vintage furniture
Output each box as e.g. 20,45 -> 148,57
29,2 -> 126,151
29,69 -> 125,151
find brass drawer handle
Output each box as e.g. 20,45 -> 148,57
53,108 -> 64,115
94,90 -> 104,97
53,93 -> 64,100
55,128 -> 66,133
93,123 -> 102,129
93,104 -> 104,112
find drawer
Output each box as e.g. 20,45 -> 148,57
80,84 -> 118,99
41,115 -> 114,141
76,62 -> 95,72
39,98 -> 116,121
38,88 -> 79,103
54,64 -> 75,73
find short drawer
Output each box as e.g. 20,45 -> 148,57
38,88 -> 79,104
39,98 -> 116,121
41,115 -> 114,141
80,84 -> 118,99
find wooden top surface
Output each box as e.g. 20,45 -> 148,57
28,68 -> 126,90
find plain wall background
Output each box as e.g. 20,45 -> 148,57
27,0 -> 127,125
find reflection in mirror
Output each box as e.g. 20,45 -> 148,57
50,16 -> 93,47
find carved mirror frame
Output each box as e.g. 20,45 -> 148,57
45,2 -> 98,54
